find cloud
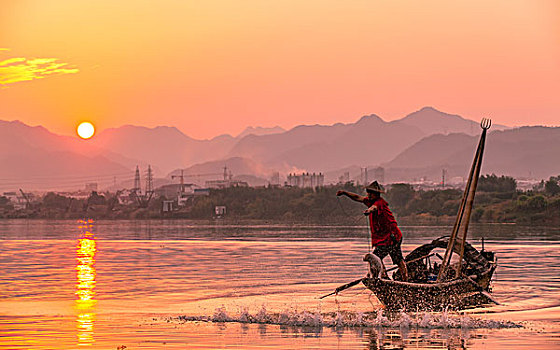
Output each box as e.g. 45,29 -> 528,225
0,53 -> 79,87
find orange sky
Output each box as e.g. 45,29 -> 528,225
0,0 -> 559,139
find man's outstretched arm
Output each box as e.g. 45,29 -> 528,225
336,190 -> 366,203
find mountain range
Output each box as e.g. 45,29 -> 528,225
384,126 -> 560,181
1,107 -> 557,192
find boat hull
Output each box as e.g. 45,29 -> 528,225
362,277 -> 496,311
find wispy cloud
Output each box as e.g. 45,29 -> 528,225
0,52 -> 79,87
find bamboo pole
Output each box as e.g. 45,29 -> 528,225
437,119 -> 491,282
437,135 -> 483,281
456,124 -> 489,277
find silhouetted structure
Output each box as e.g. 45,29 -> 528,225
133,166 -> 141,195
287,172 -> 324,188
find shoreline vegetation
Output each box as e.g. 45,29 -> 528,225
1,175 -> 559,226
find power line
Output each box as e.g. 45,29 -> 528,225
0,170 -> 134,181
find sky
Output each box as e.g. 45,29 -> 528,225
0,0 -> 559,139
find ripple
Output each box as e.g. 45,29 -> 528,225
172,306 -> 522,329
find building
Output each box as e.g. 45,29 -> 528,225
204,179 -> 248,189
156,183 -> 195,198
214,205 -> 226,217
287,172 -> 324,188
2,191 -> 26,210
155,183 -> 210,207
2,191 -> 18,203
360,167 -> 369,186
58,191 -> 90,200
162,200 -> 174,212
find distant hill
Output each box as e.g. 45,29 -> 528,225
395,107 -> 509,136
167,156 -> 278,186
0,120 -> 133,191
269,114 -> 425,171
383,126 -> 560,181
226,107 -> 510,172
4,106 -> 540,192
236,126 -> 285,138
87,125 -> 237,174
98,106 -> 499,179
227,122 -> 351,165
387,133 -> 477,169
227,114 -> 425,171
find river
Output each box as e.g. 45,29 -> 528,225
0,219 -> 559,349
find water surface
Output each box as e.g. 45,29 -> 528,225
0,219 -> 559,349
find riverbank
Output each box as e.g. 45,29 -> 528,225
1,178 -> 559,225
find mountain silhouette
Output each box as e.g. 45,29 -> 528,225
383,126 -> 560,181
0,121 -> 131,191
4,107 -> 556,192
396,106 -> 508,135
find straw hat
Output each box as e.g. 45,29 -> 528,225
365,181 -> 385,193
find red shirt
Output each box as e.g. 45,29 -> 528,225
363,197 -> 402,246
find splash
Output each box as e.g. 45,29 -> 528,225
174,306 -> 521,329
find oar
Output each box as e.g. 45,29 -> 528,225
319,278 -> 364,299
465,276 -> 500,305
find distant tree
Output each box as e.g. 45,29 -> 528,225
472,208 -> 484,222
549,198 -> 560,208
482,208 -> 495,221
516,195 -> 529,205
387,183 -> 415,210
527,195 -> 547,211
87,191 -> 106,205
533,180 -> 545,192
544,176 -> 560,196
478,174 -> 516,193
42,192 -> 72,209
406,188 -> 461,216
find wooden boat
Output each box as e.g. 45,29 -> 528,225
362,236 -> 497,311
359,119 -> 498,311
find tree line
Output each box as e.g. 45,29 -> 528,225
0,174 -> 559,225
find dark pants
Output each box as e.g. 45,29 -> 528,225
373,239 -> 404,265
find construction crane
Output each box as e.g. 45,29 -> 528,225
19,189 -> 31,209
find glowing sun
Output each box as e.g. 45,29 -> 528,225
77,122 -> 95,139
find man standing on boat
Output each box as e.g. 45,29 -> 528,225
336,181 -> 408,281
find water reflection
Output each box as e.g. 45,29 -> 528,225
75,219 -> 97,346
366,327 -> 469,349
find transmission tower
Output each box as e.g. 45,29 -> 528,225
133,166 -> 141,194
145,165 -> 154,199
134,165 -> 154,208
223,166 -> 229,180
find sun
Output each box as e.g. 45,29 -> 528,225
77,121 -> 95,139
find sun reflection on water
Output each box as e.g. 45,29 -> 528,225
75,219 -> 97,346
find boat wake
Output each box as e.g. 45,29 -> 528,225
172,306 -> 522,329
